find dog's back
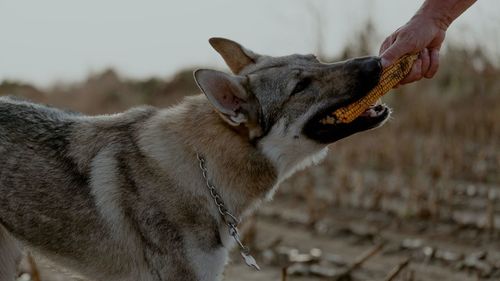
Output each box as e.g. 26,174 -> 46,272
0,97 -> 85,201
0,96 -> 80,157
0,97 -> 215,281
0,97 -> 112,278
0,97 -> 156,280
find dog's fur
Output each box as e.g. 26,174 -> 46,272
0,38 -> 388,281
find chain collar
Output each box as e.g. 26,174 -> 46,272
196,153 -> 260,271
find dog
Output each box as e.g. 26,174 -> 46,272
0,38 -> 389,281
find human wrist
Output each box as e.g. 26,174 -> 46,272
416,0 -> 476,31
415,0 -> 455,31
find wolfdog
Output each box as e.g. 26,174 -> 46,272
0,38 -> 389,281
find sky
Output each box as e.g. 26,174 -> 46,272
0,0 -> 498,87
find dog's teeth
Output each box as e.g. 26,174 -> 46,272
369,109 -> 377,117
320,115 -> 336,125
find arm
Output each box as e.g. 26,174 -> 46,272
420,0 -> 477,29
380,0 -> 476,84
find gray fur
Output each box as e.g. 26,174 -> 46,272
0,225 -> 21,281
0,38 -> 389,281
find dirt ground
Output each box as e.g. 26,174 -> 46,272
226,200 -> 500,281
18,195 -> 500,281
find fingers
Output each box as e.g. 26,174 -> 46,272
399,48 -> 437,85
380,44 -> 400,68
380,16 -> 445,85
420,48 -> 430,76
379,39 -> 391,56
400,58 -> 422,85
379,32 -> 397,54
379,36 -> 395,66
424,48 -> 440,78
380,36 -> 403,68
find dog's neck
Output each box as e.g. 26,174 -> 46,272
142,95 -> 277,218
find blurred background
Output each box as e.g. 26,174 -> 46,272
1,0 -> 499,280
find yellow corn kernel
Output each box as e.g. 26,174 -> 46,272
330,54 -> 417,124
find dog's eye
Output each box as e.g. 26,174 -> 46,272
291,78 -> 311,96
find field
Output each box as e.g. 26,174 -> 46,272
2,44 -> 499,281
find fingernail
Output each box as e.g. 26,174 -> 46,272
381,58 -> 390,68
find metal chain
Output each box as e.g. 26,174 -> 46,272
196,153 -> 240,227
196,153 -> 260,270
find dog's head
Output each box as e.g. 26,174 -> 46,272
194,38 -> 390,177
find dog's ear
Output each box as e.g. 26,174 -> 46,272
194,69 -> 251,125
209,37 -> 259,74
194,69 -> 262,138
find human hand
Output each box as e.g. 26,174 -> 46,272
379,14 -> 447,85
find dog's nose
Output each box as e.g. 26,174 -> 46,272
344,56 -> 382,77
343,56 -> 383,96
345,56 -> 382,88
357,56 -> 382,78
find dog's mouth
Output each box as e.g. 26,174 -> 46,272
303,99 -> 390,144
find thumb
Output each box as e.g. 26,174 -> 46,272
380,40 -> 406,68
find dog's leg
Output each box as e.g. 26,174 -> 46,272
0,225 -> 22,281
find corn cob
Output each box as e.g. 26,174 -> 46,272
322,54 -> 418,124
